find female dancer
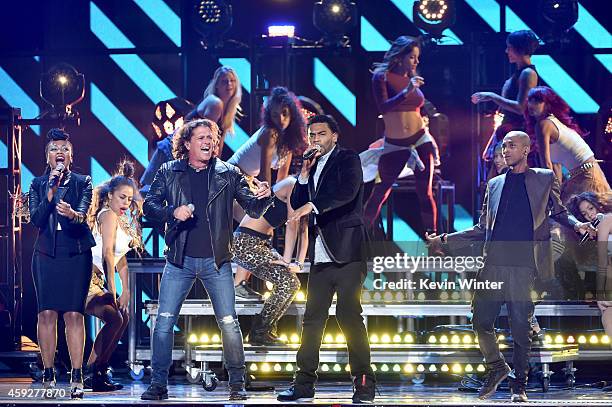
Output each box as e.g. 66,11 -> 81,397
526,86 -> 610,202
229,87 -> 307,297
84,160 -> 143,391
363,35 -> 440,236
29,129 -> 96,399
232,177 -> 305,345
185,65 -> 242,156
567,192 -> 612,341
472,30 -> 540,166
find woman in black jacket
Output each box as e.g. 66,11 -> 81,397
28,129 -> 95,399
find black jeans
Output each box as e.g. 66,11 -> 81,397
471,264 -> 536,384
295,261 -> 374,385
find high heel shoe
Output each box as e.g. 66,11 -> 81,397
42,367 -> 57,399
70,368 -> 84,399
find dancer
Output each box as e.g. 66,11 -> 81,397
526,86 -> 610,202
232,176 -> 306,345
567,192 -> 612,341
277,114 -> 376,403
473,30 -> 540,166
84,160 -> 143,391
29,129 -> 96,399
140,119 -> 273,401
229,86 -> 307,298
426,131 -> 589,402
363,35 -> 440,237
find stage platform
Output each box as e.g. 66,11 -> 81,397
1,378 -> 612,405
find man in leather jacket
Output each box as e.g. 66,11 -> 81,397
141,119 -> 273,401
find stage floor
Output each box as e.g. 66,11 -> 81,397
2,378 -> 612,406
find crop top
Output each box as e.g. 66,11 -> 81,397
372,70 -> 425,114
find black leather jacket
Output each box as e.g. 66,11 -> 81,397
28,172 -> 96,256
144,158 -> 274,269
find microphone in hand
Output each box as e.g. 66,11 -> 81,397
303,144 -> 322,160
579,213 -> 603,245
49,163 -> 65,188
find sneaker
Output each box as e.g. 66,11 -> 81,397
478,364 -> 511,400
235,281 -> 262,300
277,384 -> 315,401
510,381 -> 528,402
141,383 -> 168,400
229,383 -> 248,401
352,374 -> 376,403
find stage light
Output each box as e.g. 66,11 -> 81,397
555,334 -> 564,344
268,25 -> 295,38
336,334 -> 346,343
370,334 -> 379,343
290,333 -> 300,343
279,333 -> 288,342
404,333 -> 414,343
567,335 -> 575,344
451,335 -> 460,344
286,363 -> 294,372
602,335 -> 610,344
413,0 -> 456,39
345,364 -> 351,372
393,334 -> 402,343
417,364 -> 425,372
191,0 -> 233,48
249,363 -> 258,371
428,364 -> 436,372
404,364 -> 414,373
40,63 -> 85,121
295,291 -> 306,302
200,333 -> 210,343
371,364 -> 378,372
261,363 -> 271,372
211,334 -> 221,343
463,334 -> 472,344
589,334 -> 599,344
477,364 -> 486,372
539,0 -> 578,33
381,333 -> 391,344
451,363 -> 462,373
440,364 -> 449,372
321,364 -> 330,372
151,98 -> 194,141
428,335 -> 437,344
381,364 -> 390,372
333,364 -> 342,372
439,334 -> 448,344
274,363 -> 282,372
313,0 -> 358,47
188,333 -> 198,344
465,364 -> 474,373
324,334 -> 334,344
393,364 -> 401,372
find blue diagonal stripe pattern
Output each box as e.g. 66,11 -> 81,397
313,58 -> 356,126
225,123 -> 250,153
361,16 -> 390,52
388,0 -> 463,45
531,55 -> 600,114
218,58 -> 251,93
0,66 -> 40,135
90,156 -> 111,188
574,3 -> 612,49
464,0 -> 500,32
132,0 -> 181,47
90,1 -> 176,103
594,54 -> 612,74
0,141 -> 6,168
90,83 -> 149,166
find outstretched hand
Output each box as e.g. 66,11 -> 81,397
252,178 -> 271,199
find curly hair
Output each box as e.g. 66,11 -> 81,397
372,35 -> 421,74
507,30 -> 539,56
172,118 -> 220,160
87,160 -> 144,252
261,87 -> 307,156
525,86 -> 586,137
566,191 -> 612,222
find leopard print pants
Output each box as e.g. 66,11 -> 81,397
232,231 -> 301,325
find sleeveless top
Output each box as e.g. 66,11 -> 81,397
228,127 -> 283,176
91,208 -> 132,273
500,64 -> 538,126
372,71 -> 425,114
263,196 -> 288,228
547,114 -> 593,170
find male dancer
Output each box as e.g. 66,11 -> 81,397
427,131 -> 590,402
141,119 -> 273,401
277,114 -> 376,403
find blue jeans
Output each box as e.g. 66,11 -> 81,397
151,257 -> 245,386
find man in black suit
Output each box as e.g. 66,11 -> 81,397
277,115 -> 375,403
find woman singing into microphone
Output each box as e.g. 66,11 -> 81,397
29,129 -> 96,399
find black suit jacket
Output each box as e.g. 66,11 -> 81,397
291,146 -> 367,264
28,172 -> 96,256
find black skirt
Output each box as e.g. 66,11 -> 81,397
32,232 -> 93,314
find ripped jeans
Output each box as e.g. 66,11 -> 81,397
151,257 -> 245,386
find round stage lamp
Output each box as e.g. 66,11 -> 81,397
191,0 -> 233,48
313,0 -> 358,47
151,98 -> 194,141
413,0 -> 456,39
40,63 -> 85,114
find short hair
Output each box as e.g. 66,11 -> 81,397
504,131 -> 531,147
172,119 -> 219,160
308,114 -> 340,136
507,30 -> 539,56
45,128 -> 73,156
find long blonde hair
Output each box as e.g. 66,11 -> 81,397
372,35 -> 421,74
202,66 -> 242,137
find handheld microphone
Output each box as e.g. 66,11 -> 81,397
303,145 -> 321,160
167,204 -> 195,234
579,213 -> 603,245
49,163 -> 65,188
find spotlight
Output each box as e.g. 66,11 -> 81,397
298,96 -> 324,122
313,0 -> 358,47
539,0 -> 578,33
151,98 -> 194,141
413,0 -> 456,39
40,63 -> 85,121
267,25 -> 295,38
191,0 -> 233,48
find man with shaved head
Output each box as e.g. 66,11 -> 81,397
427,131 -> 591,402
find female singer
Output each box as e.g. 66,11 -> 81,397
84,160 -> 143,391
363,35 -> 440,236
29,129 -> 96,399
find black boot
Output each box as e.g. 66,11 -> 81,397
70,368 -> 84,399
478,363 -> 511,400
98,363 -> 124,391
42,367 -> 57,399
86,364 -> 117,392
248,315 -> 284,346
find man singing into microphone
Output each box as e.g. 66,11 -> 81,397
277,114 -> 376,403
141,119 -> 273,401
